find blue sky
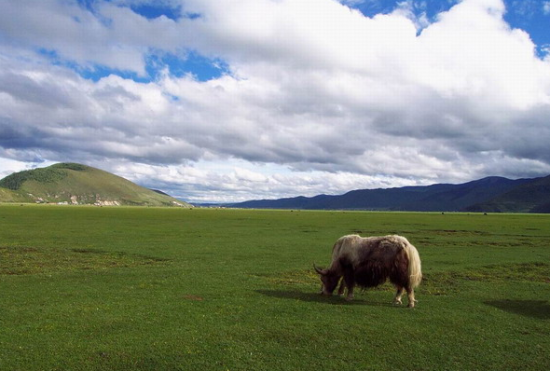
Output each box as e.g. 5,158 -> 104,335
73,0 -> 228,82
1,0 -> 550,203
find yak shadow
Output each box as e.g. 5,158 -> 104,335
485,300 -> 550,320
256,289 -> 395,307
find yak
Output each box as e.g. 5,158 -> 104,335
314,234 -> 422,308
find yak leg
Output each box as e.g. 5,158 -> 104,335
343,271 -> 355,301
393,286 -> 404,305
406,288 -> 417,308
337,277 -> 346,296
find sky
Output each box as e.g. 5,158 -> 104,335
1,0 -> 550,203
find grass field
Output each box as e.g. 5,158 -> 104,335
1,205 -> 549,370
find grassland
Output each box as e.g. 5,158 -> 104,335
0,205 -> 549,370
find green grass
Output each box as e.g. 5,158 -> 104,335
1,205 -> 549,370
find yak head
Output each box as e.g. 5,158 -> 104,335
313,264 -> 340,296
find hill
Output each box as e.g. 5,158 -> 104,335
229,176 -> 549,213
0,187 -> 34,203
0,163 -> 191,207
466,175 -> 550,213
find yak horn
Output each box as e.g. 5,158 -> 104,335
313,262 -> 326,275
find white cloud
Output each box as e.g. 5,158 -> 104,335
1,0 -> 550,202
544,2 -> 550,15
107,159 -> 428,203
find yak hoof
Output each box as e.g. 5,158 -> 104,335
393,299 -> 402,305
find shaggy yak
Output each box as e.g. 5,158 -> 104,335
314,234 -> 422,308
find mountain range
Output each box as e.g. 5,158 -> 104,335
1,163 -> 549,212
227,175 -> 550,213
0,163 -> 191,207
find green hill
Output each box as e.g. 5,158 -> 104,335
0,187 -> 34,203
0,163 -> 191,207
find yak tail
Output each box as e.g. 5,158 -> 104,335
403,239 -> 422,288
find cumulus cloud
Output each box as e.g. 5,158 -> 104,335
1,0 -> 550,202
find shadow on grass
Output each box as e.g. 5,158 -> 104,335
485,300 -> 550,320
256,289 -> 396,307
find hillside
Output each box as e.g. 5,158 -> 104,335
0,163 -> 191,207
466,175 -> 550,213
229,176 -> 549,213
0,187 -> 34,203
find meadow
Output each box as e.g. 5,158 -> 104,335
0,205 -> 549,370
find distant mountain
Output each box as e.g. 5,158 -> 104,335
229,176 -> 549,213
466,175 -> 550,213
0,163 -> 191,207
